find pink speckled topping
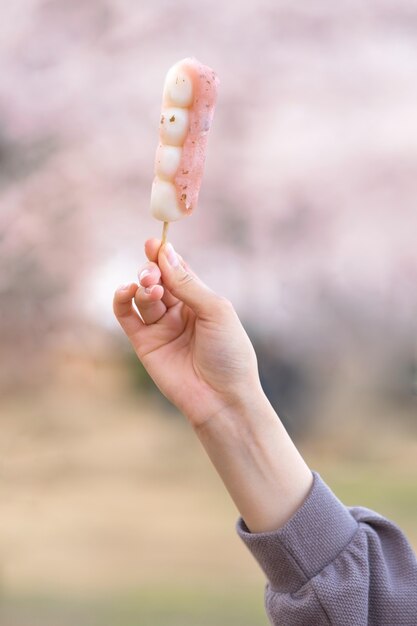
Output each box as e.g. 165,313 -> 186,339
174,58 -> 219,215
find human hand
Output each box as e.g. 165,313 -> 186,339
113,239 -> 262,429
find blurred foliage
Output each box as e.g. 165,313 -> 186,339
0,131 -> 56,188
1,1 -> 416,623
122,348 -> 180,416
123,349 -> 154,394
255,340 -> 315,438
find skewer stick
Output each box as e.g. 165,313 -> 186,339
161,221 -> 169,245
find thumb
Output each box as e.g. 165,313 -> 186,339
158,242 -> 220,317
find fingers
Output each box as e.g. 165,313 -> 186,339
145,239 -> 220,318
142,245 -> 178,308
157,242 -> 223,319
144,238 -> 162,263
113,283 -> 144,344
134,284 -> 166,324
115,238 -> 224,337
138,261 -> 161,289
145,239 -> 190,273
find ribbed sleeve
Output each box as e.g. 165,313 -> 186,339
236,471 -> 417,625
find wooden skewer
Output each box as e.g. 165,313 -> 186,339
161,221 -> 169,245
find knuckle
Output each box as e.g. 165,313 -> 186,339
139,261 -> 158,276
176,270 -> 194,287
216,295 -> 233,311
134,288 -> 145,305
207,295 -> 234,317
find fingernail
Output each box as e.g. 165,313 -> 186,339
144,286 -> 154,295
139,269 -> 151,282
117,283 -> 131,291
164,243 -> 179,268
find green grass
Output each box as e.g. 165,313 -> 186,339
1,466 -> 415,626
315,461 -> 417,548
0,586 -> 268,626
333,472 -> 417,516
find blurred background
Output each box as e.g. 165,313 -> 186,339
1,0 -> 416,624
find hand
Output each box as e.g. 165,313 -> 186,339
113,238 -> 262,429
114,238 -> 313,532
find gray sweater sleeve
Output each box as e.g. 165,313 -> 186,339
236,471 -> 417,626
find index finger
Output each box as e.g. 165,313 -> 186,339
113,283 -> 145,344
145,238 -> 193,275
144,238 -> 178,308
145,238 -> 162,263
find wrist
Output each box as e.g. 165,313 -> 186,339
193,384 -> 288,459
192,381 -> 270,434
193,389 -> 313,533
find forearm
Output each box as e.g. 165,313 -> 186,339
193,391 -> 313,533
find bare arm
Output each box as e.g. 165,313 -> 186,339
114,239 -> 417,626
113,239 -> 312,533
194,394 -> 312,533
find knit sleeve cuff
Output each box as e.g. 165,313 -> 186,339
236,471 -> 358,593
